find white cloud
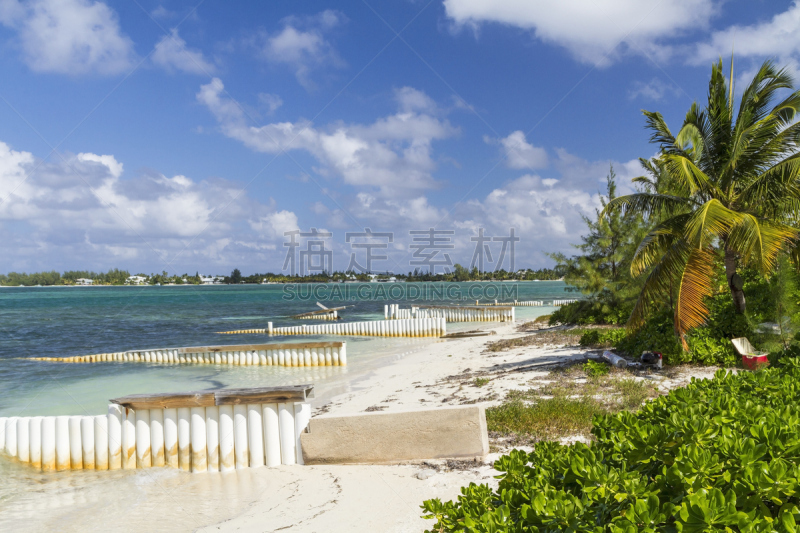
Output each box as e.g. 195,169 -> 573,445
693,2 -> 800,70
395,86 -> 437,114
443,0 -> 716,67
627,78 -> 679,101
259,9 -> 345,89
258,93 -> 283,115
198,78 -> 458,197
152,29 -> 215,75
0,140 -> 298,272
76,152 -> 123,178
490,130 -> 548,169
0,0 -> 136,75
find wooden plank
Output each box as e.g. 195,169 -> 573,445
111,385 -> 315,410
110,391 -> 216,410
290,305 -> 348,318
441,331 -> 494,338
215,385 -> 314,405
175,341 -> 343,354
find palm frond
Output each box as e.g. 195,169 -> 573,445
663,154 -> 716,197
675,123 -> 705,160
683,199 -> 741,248
630,214 -> 691,277
726,216 -> 798,276
628,239 -> 689,329
674,246 -> 716,345
643,110 -> 677,148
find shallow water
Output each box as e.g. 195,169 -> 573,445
0,282 -> 569,529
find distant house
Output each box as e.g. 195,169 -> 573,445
126,275 -> 147,285
75,278 -> 93,286
201,276 -> 225,285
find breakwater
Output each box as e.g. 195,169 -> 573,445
27,341 -> 347,367
0,385 -> 313,473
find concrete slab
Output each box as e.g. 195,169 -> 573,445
300,406 -> 489,465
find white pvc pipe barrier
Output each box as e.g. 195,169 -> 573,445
41,416 -> 55,472
1,401 -> 312,474
30,417 -> 42,470
247,405 -> 265,468
294,403 -> 311,465
150,409 -> 165,467
190,407 -> 207,473
263,403 -> 281,467
68,416 -> 82,470
108,405 -> 123,470
278,403 -> 296,466
55,416 -> 69,471
266,318 -> 446,339
30,341 -> 350,368
95,415 -> 108,470
81,416 -> 95,470
233,405 -> 249,470
17,417 -> 30,464
177,408 -> 191,472
219,405 -> 235,473
135,409 -> 151,468
206,406 -> 219,472
164,408 -> 178,469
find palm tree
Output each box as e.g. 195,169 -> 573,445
608,58 -> 800,343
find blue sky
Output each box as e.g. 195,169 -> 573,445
0,0 -> 797,276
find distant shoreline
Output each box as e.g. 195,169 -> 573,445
0,279 -> 565,288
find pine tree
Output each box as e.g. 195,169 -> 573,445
550,166 -> 646,324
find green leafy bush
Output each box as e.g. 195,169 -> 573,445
582,359 -> 609,378
422,360 -> 800,532
549,298 -> 632,326
579,328 -> 627,348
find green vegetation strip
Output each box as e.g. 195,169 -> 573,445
422,359 -> 800,532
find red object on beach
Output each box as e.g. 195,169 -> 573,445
741,354 -> 769,370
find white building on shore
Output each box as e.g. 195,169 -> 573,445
201,276 -> 225,285
126,275 -> 148,285
75,278 -> 93,286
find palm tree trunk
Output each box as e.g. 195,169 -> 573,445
724,246 -> 747,314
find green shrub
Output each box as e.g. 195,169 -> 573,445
578,329 -> 602,346
578,328 -> 626,348
582,359 -> 609,378
422,360 -> 800,532
686,328 -> 739,366
549,297 -> 632,326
